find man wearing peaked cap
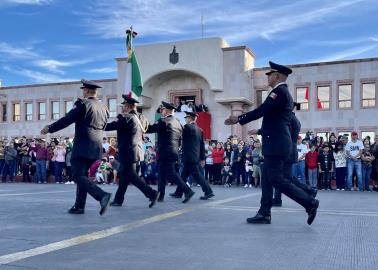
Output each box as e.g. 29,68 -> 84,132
265,61 -> 293,76
121,93 -> 139,104
170,111 -> 214,200
105,93 -> 159,208
146,101 -> 195,203
80,79 -> 102,89
161,101 -> 177,111
183,111 -> 198,118
40,78 -> 112,215
225,61 -> 319,225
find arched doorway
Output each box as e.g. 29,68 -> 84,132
142,69 -> 211,122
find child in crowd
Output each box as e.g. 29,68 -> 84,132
222,157 -> 233,187
95,158 -> 111,184
305,144 -> 318,191
144,155 -> 158,185
318,143 -> 334,190
245,151 -> 253,188
333,141 -> 347,190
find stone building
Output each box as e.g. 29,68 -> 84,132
0,37 -> 377,142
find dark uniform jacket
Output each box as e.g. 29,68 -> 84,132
105,110 -> 148,163
48,97 -> 109,160
238,83 -> 293,157
182,122 -> 205,163
146,115 -> 182,162
288,112 -> 301,163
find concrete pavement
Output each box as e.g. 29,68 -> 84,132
0,183 -> 377,270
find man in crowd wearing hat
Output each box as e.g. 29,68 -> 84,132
170,111 -> 214,200
225,61 -> 319,225
146,101 -> 195,203
104,94 -> 159,208
41,79 -> 112,215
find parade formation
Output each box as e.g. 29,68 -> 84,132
37,55 -> 319,226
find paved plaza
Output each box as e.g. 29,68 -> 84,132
0,183 -> 377,270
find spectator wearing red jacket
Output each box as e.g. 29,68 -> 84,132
305,144 -> 319,190
212,142 -> 225,184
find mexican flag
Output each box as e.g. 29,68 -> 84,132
124,28 -> 143,97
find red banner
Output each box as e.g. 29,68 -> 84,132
196,112 -> 211,139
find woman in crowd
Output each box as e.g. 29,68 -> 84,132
107,138 -> 118,158
212,142 -> 225,185
251,140 -> 263,187
53,141 -> 66,184
333,141 -> 347,190
361,141 -> 375,191
224,143 -> 233,161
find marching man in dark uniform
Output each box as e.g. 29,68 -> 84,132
170,111 -> 214,200
146,101 -> 195,203
225,61 -> 319,225
41,79 -> 112,215
272,102 -> 317,207
104,94 -> 159,208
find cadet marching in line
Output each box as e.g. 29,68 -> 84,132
41,79 -> 112,215
225,61 -> 319,225
104,94 -> 159,208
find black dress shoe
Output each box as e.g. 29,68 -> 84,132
272,200 -> 282,207
307,199 -> 319,225
200,193 -> 215,200
149,191 -> 160,208
246,213 -> 271,224
68,206 -> 84,214
110,201 -> 122,207
99,193 -> 112,216
157,194 -> 164,202
169,192 -> 182,198
182,191 -> 195,203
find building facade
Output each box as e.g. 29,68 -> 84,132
0,37 -> 377,141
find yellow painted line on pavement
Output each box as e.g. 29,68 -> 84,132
0,192 -> 258,265
0,191 -> 72,197
204,192 -> 260,206
0,208 -> 192,266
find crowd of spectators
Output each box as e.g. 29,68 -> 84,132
1,132 -> 378,193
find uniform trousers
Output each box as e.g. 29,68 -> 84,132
113,162 -> 156,204
71,158 -> 108,209
259,156 -> 314,217
274,161 -> 313,203
175,162 -> 213,196
158,161 -> 192,198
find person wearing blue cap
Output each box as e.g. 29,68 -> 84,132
104,94 -> 160,208
146,101 -> 195,203
225,61 -> 319,225
41,79 -> 112,215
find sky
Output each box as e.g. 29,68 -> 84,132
0,0 -> 377,86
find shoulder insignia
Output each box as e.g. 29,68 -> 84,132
269,92 -> 277,99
